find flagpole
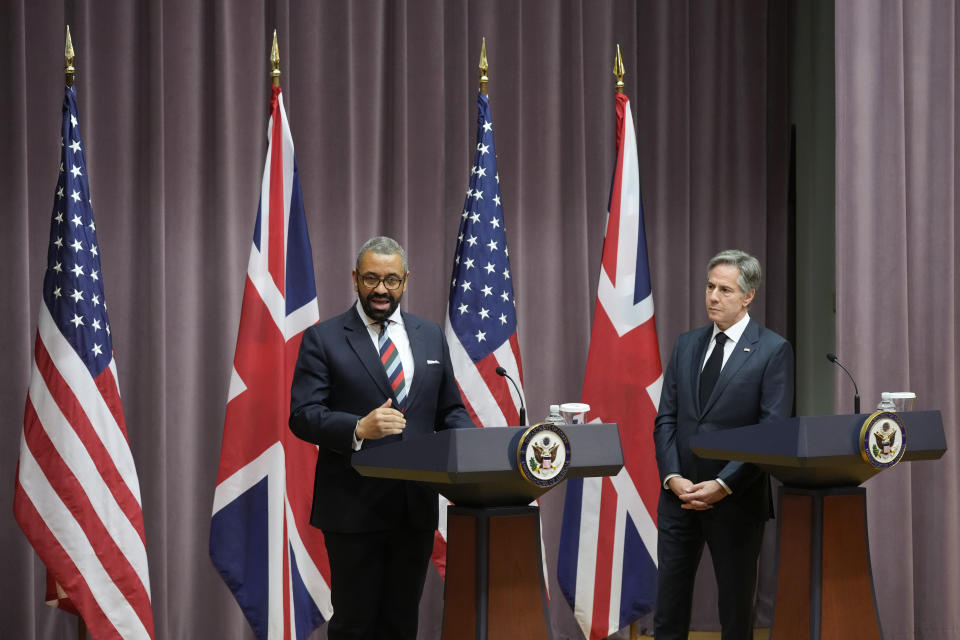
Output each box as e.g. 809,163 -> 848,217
616,39 -> 639,640
68,27 -> 84,640
69,29 -> 85,640
69,29 -> 86,640
478,36 -> 488,95
614,43 -> 625,95
65,25 -> 76,88
66,29 -> 84,639
270,28 -> 281,87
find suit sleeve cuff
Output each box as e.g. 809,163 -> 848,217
716,477 -> 733,494
663,473 -> 680,490
352,419 -> 364,451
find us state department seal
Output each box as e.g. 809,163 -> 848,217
860,411 -> 907,469
516,422 -> 571,487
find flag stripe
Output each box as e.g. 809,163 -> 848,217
281,514 -> 291,637
37,304 -> 142,498
23,394 -> 151,606
14,480 -> 121,638
572,477 -> 602,633
601,122 -> 626,285
445,328 -> 524,426
17,442 -> 151,639
94,364 -> 128,440
590,478 -> 617,637
610,467 -> 659,567
284,497 -> 333,616
268,105 -> 286,294
445,325 -> 507,425
608,480 -> 630,631
505,333 -> 525,387
32,336 -> 146,548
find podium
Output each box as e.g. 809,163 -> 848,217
352,423 -> 623,639
691,410 -> 946,640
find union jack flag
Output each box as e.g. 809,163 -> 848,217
209,83 -> 332,640
557,91 -> 662,638
13,83 -> 156,639
433,89 -> 526,575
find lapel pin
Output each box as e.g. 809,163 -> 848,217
743,347 -> 751,352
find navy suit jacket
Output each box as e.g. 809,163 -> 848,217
289,306 -> 474,533
653,318 -> 794,521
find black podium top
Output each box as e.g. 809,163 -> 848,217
352,423 -> 623,507
690,410 -> 946,488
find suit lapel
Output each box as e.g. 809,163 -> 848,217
701,319 -> 760,416
344,307 -> 395,402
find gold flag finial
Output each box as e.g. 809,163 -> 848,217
65,25 -> 76,87
270,29 -> 281,87
479,37 -> 489,95
614,44 -> 625,93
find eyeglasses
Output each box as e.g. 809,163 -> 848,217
359,274 -> 406,290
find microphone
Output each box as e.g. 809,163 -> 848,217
495,366 -> 527,425
826,352 -> 861,414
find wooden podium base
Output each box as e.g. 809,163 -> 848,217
771,487 -> 883,640
441,505 -> 551,639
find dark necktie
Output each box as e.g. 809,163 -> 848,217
699,332 -> 728,408
378,321 -> 408,411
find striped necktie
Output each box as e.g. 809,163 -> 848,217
378,321 -> 408,411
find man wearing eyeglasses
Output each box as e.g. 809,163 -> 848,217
290,235 -> 474,640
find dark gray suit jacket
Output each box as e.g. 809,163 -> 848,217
289,306 -> 474,533
653,318 -> 794,520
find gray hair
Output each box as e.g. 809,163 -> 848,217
356,236 -> 408,273
707,249 -> 761,294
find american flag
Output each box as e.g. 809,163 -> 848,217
557,91 -> 662,638
209,84 -> 332,640
13,84 -> 156,639
433,90 -> 526,576
444,90 -> 525,428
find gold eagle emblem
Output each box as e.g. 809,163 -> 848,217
874,421 -> 897,454
533,437 -> 559,469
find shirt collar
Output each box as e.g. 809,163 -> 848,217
712,312 -> 750,345
354,299 -> 404,329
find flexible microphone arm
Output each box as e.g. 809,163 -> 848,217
826,352 -> 861,414
495,366 -> 527,425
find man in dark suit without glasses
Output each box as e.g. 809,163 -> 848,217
653,249 -> 794,640
290,236 -> 475,640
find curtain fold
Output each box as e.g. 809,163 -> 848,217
836,1 -> 960,639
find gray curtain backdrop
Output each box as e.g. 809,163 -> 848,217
836,1 -> 960,639
0,1 -> 829,638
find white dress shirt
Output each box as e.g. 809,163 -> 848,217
701,312 -> 751,372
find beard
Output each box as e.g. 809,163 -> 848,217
359,290 -> 401,323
